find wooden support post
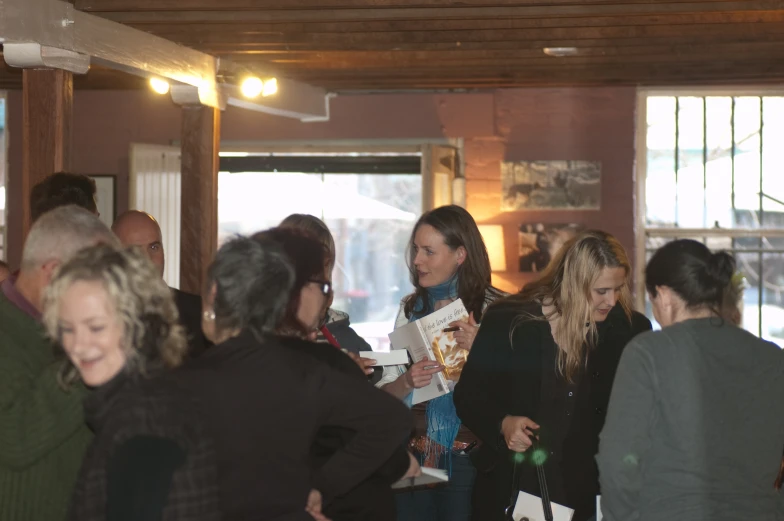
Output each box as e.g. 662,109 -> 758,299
179,105 -> 220,295
18,68 -> 73,239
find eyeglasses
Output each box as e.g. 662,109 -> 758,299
309,279 -> 332,297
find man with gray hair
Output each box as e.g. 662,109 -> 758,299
0,205 -> 119,521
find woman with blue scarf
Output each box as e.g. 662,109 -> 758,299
376,205 -> 505,521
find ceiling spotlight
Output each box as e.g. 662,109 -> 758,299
543,47 -> 579,57
149,77 -> 170,95
241,76 -> 264,98
262,78 -> 278,97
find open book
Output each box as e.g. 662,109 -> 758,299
391,467 -> 449,489
387,299 -> 469,404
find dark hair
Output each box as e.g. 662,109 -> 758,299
250,227 -> 329,337
279,214 -> 336,269
205,236 -> 295,340
645,239 -> 735,312
403,205 -> 503,321
30,173 -> 97,223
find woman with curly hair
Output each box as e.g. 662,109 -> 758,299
42,244 -> 219,521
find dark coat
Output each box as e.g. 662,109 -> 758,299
279,336 -> 410,521
177,331 -> 413,521
70,373 -> 220,521
453,301 -> 651,521
171,288 -> 210,358
322,309 -> 383,386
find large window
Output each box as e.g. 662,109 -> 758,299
639,91 -> 784,344
217,153 -> 422,350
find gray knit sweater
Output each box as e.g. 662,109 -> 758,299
597,318 -> 784,521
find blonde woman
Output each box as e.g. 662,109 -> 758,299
42,244 -> 219,521
453,230 -> 651,521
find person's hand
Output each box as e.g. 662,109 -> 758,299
402,451 -> 422,479
345,351 -> 375,376
404,359 -> 445,389
449,312 -> 480,351
501,416 -> 539,453
305,489 -> 331,521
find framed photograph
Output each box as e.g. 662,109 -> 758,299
90,175 -> 116,229
501,160 -> 601,211
518,223 -> 584,272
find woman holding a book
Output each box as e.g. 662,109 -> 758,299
377,204 -> 505,521
453,230 -> 651,521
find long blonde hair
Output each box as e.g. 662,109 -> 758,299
507,230 -> 633,382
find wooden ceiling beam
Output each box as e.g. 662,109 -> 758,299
0,0 -> 222,107
221,41 -> 784,64
284,60 -> 784,79
88,1 -> 781,24
211,31 -> 784,56
125,11 -> 784,39
140,22 -> 784,50
74,0 -> 773,12
261,53 -> 784,71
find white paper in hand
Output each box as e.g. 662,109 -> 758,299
512,490 -> 574,521
391,467 -> 449,489
358,350 -> 409,366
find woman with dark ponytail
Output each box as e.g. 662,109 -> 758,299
598,239 -> 784,521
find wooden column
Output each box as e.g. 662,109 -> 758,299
19,68 -> 73,238
179,105 -> 220,295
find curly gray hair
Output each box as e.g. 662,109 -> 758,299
42,244 -> 187,387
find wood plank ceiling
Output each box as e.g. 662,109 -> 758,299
4,0 -> 784,91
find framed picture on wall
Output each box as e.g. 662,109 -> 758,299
501,160 -> 601,211
90,175 -> 116,229
518,223 -> 584,272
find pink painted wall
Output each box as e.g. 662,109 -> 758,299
5,87 -> 637,292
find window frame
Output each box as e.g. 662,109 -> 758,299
634,87 -> 784,331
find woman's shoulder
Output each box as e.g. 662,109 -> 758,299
102,374 -> 206,443
478,297 -> 545,338
605,306 -> 652,334
394,299 -> 408,329
483,286 -> 509,306
277,335 -> 364,378
629,309 -> 653,332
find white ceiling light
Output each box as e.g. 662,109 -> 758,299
543,47 -> 579,57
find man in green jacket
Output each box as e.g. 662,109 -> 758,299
0,205 -> 118,521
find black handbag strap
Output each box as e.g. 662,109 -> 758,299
504,438 -> 554,521
505,323 -> 557,521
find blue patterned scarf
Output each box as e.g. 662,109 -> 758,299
408,275 -> 462,474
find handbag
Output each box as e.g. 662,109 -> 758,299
504,436 -> 554,521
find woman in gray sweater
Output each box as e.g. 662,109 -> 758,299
597,239 -> 784,521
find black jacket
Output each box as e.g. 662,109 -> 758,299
71,373 -> 220,521
454,301 -> 651,521
172,288 -> 210,358
322,309 -> 383,386
178,331 -> 413,521
279,336 -> 410,521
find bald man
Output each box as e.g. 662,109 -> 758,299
112,210 -> 209,357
